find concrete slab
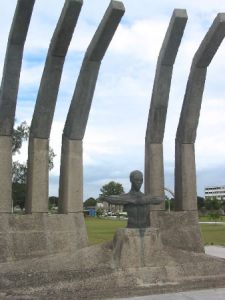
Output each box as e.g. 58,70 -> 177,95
205,245 -> 225,259
111,246 -> 225,300
110,288 -> 225,300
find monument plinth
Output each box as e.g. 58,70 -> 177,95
113,227 -> 162,268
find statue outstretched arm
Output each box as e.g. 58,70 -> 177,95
138,195 -> 164,205
103,194 -> 130,205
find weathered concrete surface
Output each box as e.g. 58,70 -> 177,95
63,60 -> 101,139
176,14 -> 225,143
174,142 -> 197,211
145,10 -> 187,208
0,0 -> 35,136
0,136 -> 12,212
30,0 -> 83,139
59,1 -> 124,212
150,211 -> 204,253
175,13 -> 225,211
63,0 -> 125,140
113,228 -> 162,268
0,0 -> 34,213
0,213 -> 88,263
58,137 -> 83,213
145,143 -> 164,210
0,211 -> 209,299
113,288 -> 225,300
26,138 -> 49,213
26,0 -> 83,212
0,231 -> 225,299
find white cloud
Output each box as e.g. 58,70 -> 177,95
110,19 -> 168,63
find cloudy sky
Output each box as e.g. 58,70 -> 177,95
1,0 -> 225,200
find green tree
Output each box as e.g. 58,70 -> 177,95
12,161 -> 27,184
197,196 -> 205,210
205,197 -> 221,211
99,181 -> 124,201
12,121 -> 29,155
96,207 -> 104,218
211,197 -> 221,210
12,182 -> 26,210
165,197 -> 175,211
83,197 -> 97,208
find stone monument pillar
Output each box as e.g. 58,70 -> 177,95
26,0 -> 83,213
175,13 -> 225,210
0,0 -> 35,212
58,1 -> 125,213
145,10 -> 187,210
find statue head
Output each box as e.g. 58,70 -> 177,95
129,170 -> 143,192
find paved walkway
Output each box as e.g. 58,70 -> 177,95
110,246 -> 225,300
113,288 -> 225,300
205,245 -> 225,258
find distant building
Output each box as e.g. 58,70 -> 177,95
102,201 -> 123,213
84,206 -> 96,217
204,185 -> 225,201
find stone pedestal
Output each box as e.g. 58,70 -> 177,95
150,210 -> 204,253
113,228 -> 162,268
0,213 -> 88,263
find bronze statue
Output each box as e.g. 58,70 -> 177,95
104,170 -> 164,228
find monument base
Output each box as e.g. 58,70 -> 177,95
113,227 -> 162,268
0,212 -> 225,299
0,213 -> 88,262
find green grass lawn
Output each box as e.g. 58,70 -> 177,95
85,217 -> 225,246
200,223 -> 225,246
85,217 -> 127,245
199,215 -> 225,222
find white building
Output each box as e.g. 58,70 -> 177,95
204,185 -> 225,200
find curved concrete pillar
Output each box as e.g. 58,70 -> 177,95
58,1 -> 125,213
144,9 -> 187,210
26,0 -> 83,213
0,0 -> 35,212
175,13 -> 225,210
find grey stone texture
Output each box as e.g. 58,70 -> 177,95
0,0 -> 35,136
175,142 -> 197,210
145,10 -> 187,209
145,143 -> 165,210
58,137 -> 83,213
26,0 -> 83,213
149,211 -> 204,253
26,138 -> 49,213
175,13 -> 225,211
113,288 -> 225,300
63,60 -> 101,140
0,211 -> 224,299
59,1 -> 125,213
0,136 -> 12,212
112,228 -> 162,268
30,0 -> 83,139
2,3 -> 225,300
63,0 -> 125,140
0,213 -> 88,262
0,0 -> 34,213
